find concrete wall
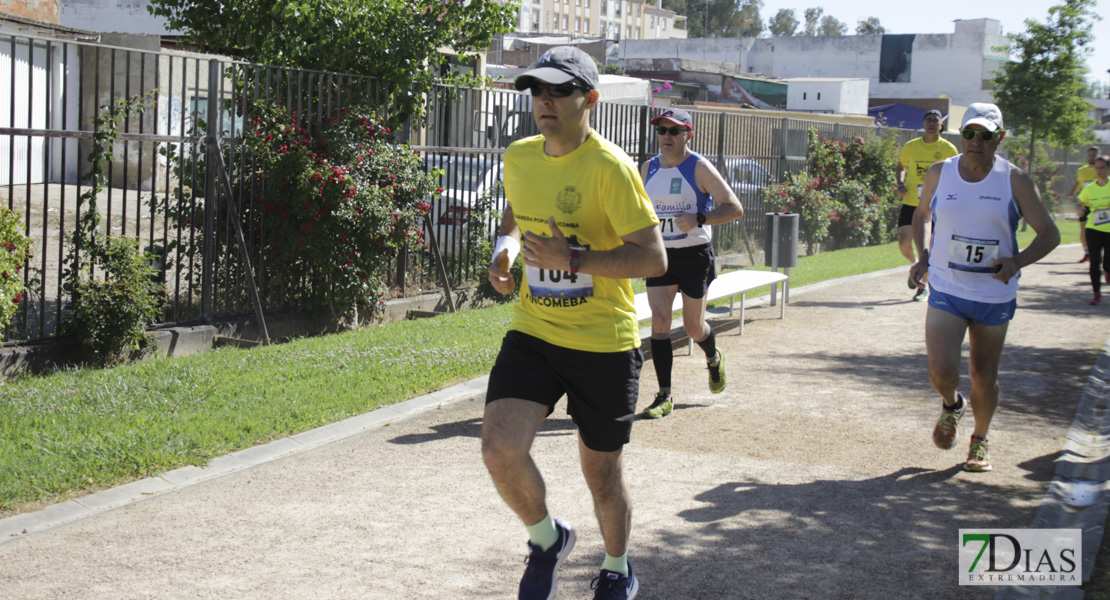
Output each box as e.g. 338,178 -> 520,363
619,37 -> 750,66
0,0 -> 59,24
59,0 -> 174,35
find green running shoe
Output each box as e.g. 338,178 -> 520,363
707,349 -> 727,394
642,391 -> 673,419
964,437 -> 992,472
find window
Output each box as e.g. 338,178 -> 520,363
600,22 -> 606,37
585,0 -> 590,7
635,27 -> 640,38
626,25 -> 631,38
650,15 -> 655,27
563,14 -> 569,29
662,17 -> 667,29
600,0 -> 607,13
575,17 -> 581,31
880,34 -> 915,83
636,3 -> 641,16
803,92 -> 807,100
817,92 -> 822,100
532,8 -> 539,29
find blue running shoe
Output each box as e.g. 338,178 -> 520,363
590,560 -> 639,600
518,519 -> 576,600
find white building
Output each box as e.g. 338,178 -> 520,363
784,78 -> 869,115
510,0 -> 686,41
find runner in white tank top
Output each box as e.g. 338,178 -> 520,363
638,108 -> 744,419
907,103 -> 1060,473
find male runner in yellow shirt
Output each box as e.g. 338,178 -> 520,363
1068,146 -> 1100,262
896,110 -> 958,301
483,46 -> 666,600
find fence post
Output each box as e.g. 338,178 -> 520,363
202,60 -> 220,321
637,105 -> 648,166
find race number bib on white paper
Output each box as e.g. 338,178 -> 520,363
1093,209 -> 1110,227
526,266 -> 593,299
658,212 -> 687,242
948,234 -> 1000,273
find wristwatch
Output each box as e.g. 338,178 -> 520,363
696,212 -> 707,227
568,249 -> 582,274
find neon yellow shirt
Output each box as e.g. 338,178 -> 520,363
1079,181 -> 1110,233
503,130 -> 659,352
1077,165 -> 1097,205
900,137 -> 959,207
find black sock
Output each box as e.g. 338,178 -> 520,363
944,395 -> 964,412
696,328 -> 717,362
651,336 -> 672,389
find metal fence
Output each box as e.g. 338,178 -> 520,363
1,32 -> 1104,344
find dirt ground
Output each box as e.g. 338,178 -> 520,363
0,244 -> 1106,599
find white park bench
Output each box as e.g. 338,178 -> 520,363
633,268 -> 789,351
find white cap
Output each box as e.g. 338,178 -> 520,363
961,103 -> 1004,132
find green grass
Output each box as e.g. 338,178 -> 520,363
0,224 -> 1082,515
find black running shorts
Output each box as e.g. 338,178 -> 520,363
486,330 -> 644,453
898,203 -> 917,228
645,243 -> 716,299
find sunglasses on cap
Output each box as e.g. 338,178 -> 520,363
655,126 -> 691,136
961,129 -> 997,142
528,81 -> 592,98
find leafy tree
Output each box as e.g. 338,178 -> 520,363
147,0 -> 517,122
768,8 -> 798,37
803,7 -> 823,36
819,15 -> 847,36
735,0 -> 764,38
856,17 -> 885,35
992,0 -> 1098,172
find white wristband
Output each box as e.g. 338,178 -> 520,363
492,235 -> 520,268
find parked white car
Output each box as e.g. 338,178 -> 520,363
422,154 -> 503,257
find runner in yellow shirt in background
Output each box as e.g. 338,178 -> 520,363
1068,146 -> 1100,263
897,110 -> 959,301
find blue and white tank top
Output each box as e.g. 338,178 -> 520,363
643,153 -> 713,249
927,155 -> 1021,303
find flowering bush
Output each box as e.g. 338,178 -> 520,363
762,172 -> 838,255
763,130 -> 899,253
164,101 -> 439,325
0,207 -> 32,329
826,180 -> 885,250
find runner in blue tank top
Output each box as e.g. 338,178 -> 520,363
639,108 -> 743,419
908,103 -> 1059,473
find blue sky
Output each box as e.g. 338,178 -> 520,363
769,0 -> 1108,87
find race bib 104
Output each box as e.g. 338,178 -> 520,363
526,242 -> 594,300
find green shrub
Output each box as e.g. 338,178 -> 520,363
71,236 -> 163,366
0,207 -> 32,330
1003,135 -> 1062,215
827,180 -> 884,250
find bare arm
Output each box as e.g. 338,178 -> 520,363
683,159 -> 743,227
522,217 -> 667,279
895,162 -> 907,200
908,162 -> 941,288
993,167 -> 1060,283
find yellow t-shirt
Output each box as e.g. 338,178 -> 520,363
1077,165 -> 1097,205
1079,181 -> 1110,233
503,130 -> 659,353
900,137 -> 959,207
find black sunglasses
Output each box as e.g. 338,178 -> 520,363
528,81 -> 592,98
961,129 -> 997,142
655,126 -> 691,136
